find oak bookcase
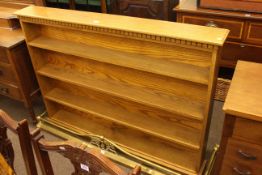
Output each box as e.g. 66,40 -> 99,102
16,6 -> 228,175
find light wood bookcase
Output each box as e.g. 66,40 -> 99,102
16,6 -> 228,175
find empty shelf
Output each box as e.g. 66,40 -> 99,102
38,64 -> 205,120
29,36 -> 210,85
45,88 -> 201,150
48,109 -> 199,173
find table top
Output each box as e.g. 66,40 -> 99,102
0,2 -> 25,48
223,61 -> 262,122
0,2 -> 29,19
0,28 -> 24,48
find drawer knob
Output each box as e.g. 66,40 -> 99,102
238,149 -> 257,160
240,44 -> 246,48
205,21 -> 218,28
233,167 -> 251,175
0,70 -> 2,76
0,88 -> 9,94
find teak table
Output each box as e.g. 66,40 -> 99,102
0,2 -> 39,122
215,61 -> 262,175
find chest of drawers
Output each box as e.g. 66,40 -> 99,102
110,0 -> 178,20
214,61 -> 262,175
174,0 -> 262,70
0,3 -> 39,123
0,2 -> 29,29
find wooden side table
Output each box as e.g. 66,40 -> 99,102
214,61 -> 262,175
0,2 -> 39,123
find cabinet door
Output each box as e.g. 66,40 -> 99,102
112,0 -> 169,20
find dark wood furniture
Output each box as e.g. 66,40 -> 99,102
32,128 -> 141,175
0,153 -> 14,175
214,61 -> 262,175
0,109 -> 38,175
110,0 -> 178,20
174,0 -> 262,74
0,2 -> 39,123
38,0 -> 107,13
16,6 -> 228,175
0,2 -> 29,29
199,0 -> 262,14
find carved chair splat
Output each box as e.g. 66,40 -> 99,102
0,109 -> 38,175
31,128 -> 141,175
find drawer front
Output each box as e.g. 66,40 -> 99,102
0,47 -> 9,63
221,42 -> 262,67
220,156 -> 262,175
0,64 -> 17,84
233,118 -> 262,145
0,83 -> 21,100
225,138 -> 262,165
245,22 -> 262,45
0,18 -> 10,29
181,15 -> 244,40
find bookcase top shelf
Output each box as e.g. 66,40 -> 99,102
15,6 -> 229,46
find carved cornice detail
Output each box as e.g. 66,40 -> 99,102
18,16 -> 215,50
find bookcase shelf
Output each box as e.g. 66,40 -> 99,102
44,87 -> 201,150
29,36 -> 210,85
38,64 -> 205,120
47,108 -> 199,172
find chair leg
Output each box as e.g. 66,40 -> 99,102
31,132 -> 54,175
17,120 -> 38,175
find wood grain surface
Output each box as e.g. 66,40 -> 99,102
17,6 -> 227,175
15,6 -> 228,46
0,29 -> 24,48
223,61 -> 262,122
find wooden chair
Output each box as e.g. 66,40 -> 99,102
31,128 -> 141,175
0,109 -> 38,175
